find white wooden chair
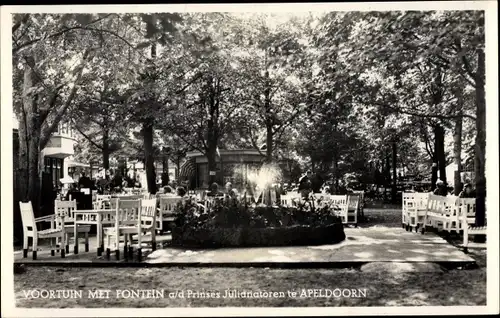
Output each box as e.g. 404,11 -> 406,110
346,195 -> 359,226
54,200 -> 91,254
103,199 -> 141,260
352,190 -> 365,219
328,195 -> 349,224
19,201 -> 67,260
402,192 -> 430,232
94,194 -> 112,209
280,193 -> 301,207
103,199 -> 157,260
157,196 -> 183,232
457,198 -> 486,252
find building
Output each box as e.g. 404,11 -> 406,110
183,149 -> 266,189
13,117 -> 77,189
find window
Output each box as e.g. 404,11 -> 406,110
44,157 -> 64,187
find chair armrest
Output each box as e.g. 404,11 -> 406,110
35,215 -> 55,223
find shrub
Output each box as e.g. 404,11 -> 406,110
173,196 -> 343,232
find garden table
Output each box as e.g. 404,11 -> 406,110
73,208 -> 114,256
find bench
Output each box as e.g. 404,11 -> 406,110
422,194 -> 458,234
458,198 -> 487,252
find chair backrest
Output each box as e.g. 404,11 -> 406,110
328,195 -> 348,206
403,192 -> 429,210
54,199 -> 77,222
139,198 -> 157,228
19,201 -> 36,235
116,199 -> 141,226
427,194 -> 457,215
347,195 -> 360,209
96,194 -> 112,209
457,198 -> 476,221
159,197 -> 183,214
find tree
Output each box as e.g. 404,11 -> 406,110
12,14 -> 107,213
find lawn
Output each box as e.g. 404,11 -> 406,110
12,208 -> 487,307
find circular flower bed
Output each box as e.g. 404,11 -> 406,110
171,197 -> 346,248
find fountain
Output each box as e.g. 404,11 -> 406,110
237,163 -> 281,206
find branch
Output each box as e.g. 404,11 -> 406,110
174,72 -> 203,95
39,49 -> 92,149
12,14 -> 30,34
272,104 -> 304,136
13,14 -> 113,54
71,118 -> 103,150
247,126 -> 265,156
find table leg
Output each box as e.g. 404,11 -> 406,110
73,223 -> 79,254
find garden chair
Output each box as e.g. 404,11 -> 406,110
94,194 -> 112,209
402,192 -> 429,232
103,199 -> 141,260
328,195 -> 349,224
54,200 -> 91,254
19,201 -> 67,260
352,190 -> 365,219
157,196 -> 183,233
346,195 -> 360,226
458,198 -> 486,252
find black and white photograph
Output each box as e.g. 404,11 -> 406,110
1,2 -> 498,316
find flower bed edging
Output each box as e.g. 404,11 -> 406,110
171,223 -> 345,248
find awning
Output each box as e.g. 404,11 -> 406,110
179,157 -> 196,180
66,160 -> 90,168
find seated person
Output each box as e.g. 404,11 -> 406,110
176,186 -> 187,197
225,182 -> 233,195
299,179 -> 313,199
163,186 -> 174,194
65,183 -> 81,201
433,180 -> 448,196
206,182 -> 223,197
459,183 -> 476,198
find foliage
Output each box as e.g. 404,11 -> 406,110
174,196 -> 343,231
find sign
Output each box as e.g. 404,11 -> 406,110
209,171 -> 216,176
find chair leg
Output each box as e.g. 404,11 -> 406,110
73,231 -> 79,254
124,235 -> 128,260
32,236 -> 38,260
151,229 -> 157,251
115,232 -> 120,260
51,238 -> 55,256
128,245 -> 134,259
23,234 -> 29,258
84,232 -> 89,252
105,234 -> 111,260
61,233 -> 66,258
66,233 -> 70,254
137,248 -> 142,262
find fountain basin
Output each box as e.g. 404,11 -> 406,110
171,223 -> 345,248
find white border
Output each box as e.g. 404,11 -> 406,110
1,2 -> 498,317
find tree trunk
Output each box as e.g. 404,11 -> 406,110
266,123 -> 273,162
437,126 -> 448,186
385,148 -> 391,187
207,115 -> 218,185
143,122 -> 156,194
453,114 -> 463,195
434,124 -> 446,185
391,141 -> 397,203
161,155 -> 169,186
474,48 -> 486,229
102,127 -> 110,170
18,55 -> 43,216
333,153 -> 339,189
